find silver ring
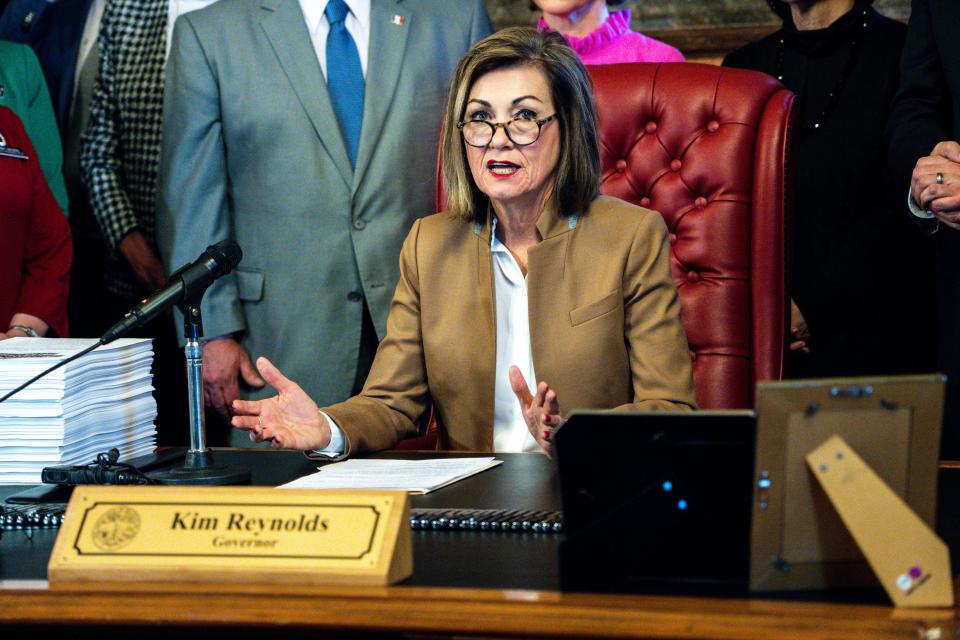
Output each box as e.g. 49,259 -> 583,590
937,172 -> 944,185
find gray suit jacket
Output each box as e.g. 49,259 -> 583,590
157,0 -> 491,407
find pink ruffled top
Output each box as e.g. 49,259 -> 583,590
537,9 -> 685,65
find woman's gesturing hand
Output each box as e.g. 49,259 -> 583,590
230,357 -> 331,450
509,365 -> 563,455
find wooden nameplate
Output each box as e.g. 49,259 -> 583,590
806,436 -> 953,608
48,485 -> 411,587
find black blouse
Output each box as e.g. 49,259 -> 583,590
724,1 -> 936,376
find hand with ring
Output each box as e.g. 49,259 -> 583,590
910,141 -> 960,229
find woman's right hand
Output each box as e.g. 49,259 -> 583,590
231,357 -> 331,450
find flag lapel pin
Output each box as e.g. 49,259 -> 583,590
391,14 -> 405,26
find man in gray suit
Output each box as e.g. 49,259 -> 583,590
158,0 -> 491,444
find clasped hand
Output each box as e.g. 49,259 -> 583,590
912,141 -> 960,230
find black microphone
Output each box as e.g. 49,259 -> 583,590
0,240 -> 242,405
100,239 -> 242,345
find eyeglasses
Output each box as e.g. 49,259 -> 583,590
456,114 -> 557,147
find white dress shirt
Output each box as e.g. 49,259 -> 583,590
489,217 -> 541,453
167,0 -> 220,59
298,0 -> 371,79
318,217 -> 542,456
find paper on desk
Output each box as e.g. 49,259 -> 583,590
0,338 -> 157,483
278,457 -> 502,494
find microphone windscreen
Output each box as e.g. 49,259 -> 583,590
205,239 -> 243,274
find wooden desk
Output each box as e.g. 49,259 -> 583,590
1,580 -> 952,639
0,450 -> 955,639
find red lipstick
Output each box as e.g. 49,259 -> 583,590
486,159 -> 520,179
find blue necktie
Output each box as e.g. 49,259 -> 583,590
325,0 -> 364,168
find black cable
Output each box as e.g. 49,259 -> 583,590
41,448 -> 155,485
0,339 -> 103,404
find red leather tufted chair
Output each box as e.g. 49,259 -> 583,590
589,62 -> 794,408
397,61 -> 794,448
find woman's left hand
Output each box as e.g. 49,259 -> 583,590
509,365 -> 563,455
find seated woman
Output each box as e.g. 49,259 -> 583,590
0,105 -> 72,340
534,0 -> 684,64
231,28 -> 696,457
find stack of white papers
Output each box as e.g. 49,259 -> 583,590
279,457 -> 502,494
0,338 -> 157,483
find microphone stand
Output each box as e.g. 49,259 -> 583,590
148,299 -> 251,485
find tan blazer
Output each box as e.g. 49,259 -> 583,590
324,195 -> 697,455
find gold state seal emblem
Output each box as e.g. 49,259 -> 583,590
92,506 -> 141,551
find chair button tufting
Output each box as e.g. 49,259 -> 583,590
615,159 -> 627,173
668,233 -> 677,244
707,120 -> 720,133
686,271 -> 701,283
695,197 -> 707,209
640,197 -> 651,208
670,159 -> 682,172
645,121 -> 658,134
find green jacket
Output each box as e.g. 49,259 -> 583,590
0,40 -> 68,214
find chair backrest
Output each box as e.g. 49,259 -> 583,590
586,62 -> 794,408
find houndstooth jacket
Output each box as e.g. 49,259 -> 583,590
81,0 -> 167,301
